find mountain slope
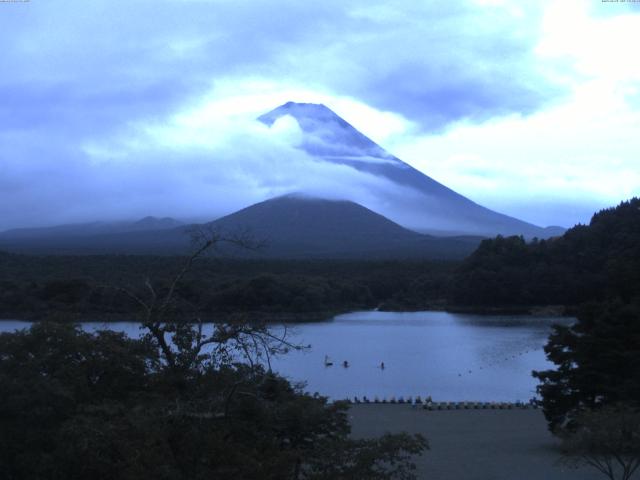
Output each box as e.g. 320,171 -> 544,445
259,102 -> 563,238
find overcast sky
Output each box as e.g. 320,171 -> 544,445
1,0 -> 639,230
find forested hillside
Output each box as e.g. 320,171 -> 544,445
452,198 -> 640,307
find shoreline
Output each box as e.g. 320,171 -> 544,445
443,304 -> 574,316
0,304 -> 575,323
341,399 -> 540,410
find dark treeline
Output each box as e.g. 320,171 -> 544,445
0,255 -> 455,320
452,198 -> 640,308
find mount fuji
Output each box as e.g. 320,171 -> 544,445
259,102 -> 563,238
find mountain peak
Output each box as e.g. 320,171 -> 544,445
259,101 -> 387,158
258,102 -> 337,127
279,101 -> 332,113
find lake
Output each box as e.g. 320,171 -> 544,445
0,311 -> 572,402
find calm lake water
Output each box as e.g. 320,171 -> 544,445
0,311 -> 573,402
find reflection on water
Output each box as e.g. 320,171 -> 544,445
0,311 -> 574,402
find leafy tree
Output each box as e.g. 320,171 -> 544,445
533,301 -> 640,431
0,323 -> 155,479
0,325 -> 428,479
